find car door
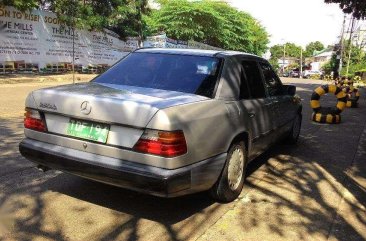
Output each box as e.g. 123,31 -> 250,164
236,59 -> 275,159
259,62 -> 295,138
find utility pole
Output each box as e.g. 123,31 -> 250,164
300,48 -> 303,78
282,44 -> 286,75
356,27 -> 366,62
337,14 -> 347,77
346,17 -> 356,76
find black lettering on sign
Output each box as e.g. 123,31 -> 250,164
13,11 -> 23,19
0,8 -> 10,17
14,22 -> 33,31
24,13 -> 40,22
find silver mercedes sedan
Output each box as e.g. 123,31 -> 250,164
19,48 -> 302,202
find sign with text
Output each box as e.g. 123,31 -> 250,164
143,34 -> 222,50
0,6 -> 139,69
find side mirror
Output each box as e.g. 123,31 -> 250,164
283,85 -> 296,96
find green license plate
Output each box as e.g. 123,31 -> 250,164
67,119 -> 109,143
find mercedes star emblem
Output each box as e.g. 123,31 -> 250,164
80,101 -> 92,115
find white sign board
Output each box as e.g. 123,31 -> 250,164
0,6 -> 139,69
143,34 -> 221,50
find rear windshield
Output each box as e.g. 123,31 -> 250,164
93,52 -> 222,97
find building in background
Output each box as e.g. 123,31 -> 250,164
278,57 -> 299,69
305,48 -> 334,71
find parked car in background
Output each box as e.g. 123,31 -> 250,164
302,70 -> 323,79
290,70 -> 300,78
19,48 -> 302,202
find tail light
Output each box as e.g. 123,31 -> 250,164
133,130 -> 187,157
24,108 -> 47,132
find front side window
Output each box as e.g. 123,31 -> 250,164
260,63 -> 283,96
93,52 -> 222,98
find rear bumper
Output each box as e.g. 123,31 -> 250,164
19,138 -> 226,197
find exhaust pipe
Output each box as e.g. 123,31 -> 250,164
37,164 -> 50,172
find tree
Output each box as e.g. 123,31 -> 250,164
269,58 -> 280,72
322,40 -> 366,76
270,42 -> 302,59
304,41 -> 325,57
324,0 -> 366,19
146,0 -> 269,55
340,40 -> 366,76
1,0 -> 150,38
0,0 -> 39,11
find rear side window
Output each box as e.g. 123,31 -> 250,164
260,63 -> 283,96
241,61 -> 266,99
93,52 -> 222,98
239,66 -> 251,99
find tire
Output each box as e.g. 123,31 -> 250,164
210,141 -> 247,203
285,113 -> 302,144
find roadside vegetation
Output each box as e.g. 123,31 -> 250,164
269,41 -> 325,72
270,39 -> 366,82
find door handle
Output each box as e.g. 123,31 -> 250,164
248,112 -> 256,118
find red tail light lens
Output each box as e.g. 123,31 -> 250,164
133,130 -> 187,157
24,108 -> 47,132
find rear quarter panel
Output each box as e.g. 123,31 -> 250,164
147,100 -> 251,166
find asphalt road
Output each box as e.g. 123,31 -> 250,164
0,78 -> 365,241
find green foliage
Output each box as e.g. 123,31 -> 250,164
321,54 -> 337,74
304,41 -> 325,57
0,0 -> 39,11
2,0 -> 150,38
339,40 -> 366,76
324,0 -> 366,19
146,0 -> 269,55
284,43 -> 302,58
341,61 -> 366,76
322,40 -> 366,77
270,42 -> 302,60
269,45 -> 284,60
287,62 -> 299,69
269,58 -> 279,72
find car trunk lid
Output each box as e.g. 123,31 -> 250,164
31,82 -> 208,128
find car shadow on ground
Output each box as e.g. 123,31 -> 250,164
0,145 -> 280,241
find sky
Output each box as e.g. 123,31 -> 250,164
229,0 -> 346,47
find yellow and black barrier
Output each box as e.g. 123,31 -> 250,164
311,112 -> 341,124
310,84 -> 347,124
343,86 -> 361,108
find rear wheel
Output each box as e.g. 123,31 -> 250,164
285,113 -> 302,144
210,141 -> 247,202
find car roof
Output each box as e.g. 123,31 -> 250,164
134,48 -> 263,60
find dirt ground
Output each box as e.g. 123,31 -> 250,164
0,74 -> 96,84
